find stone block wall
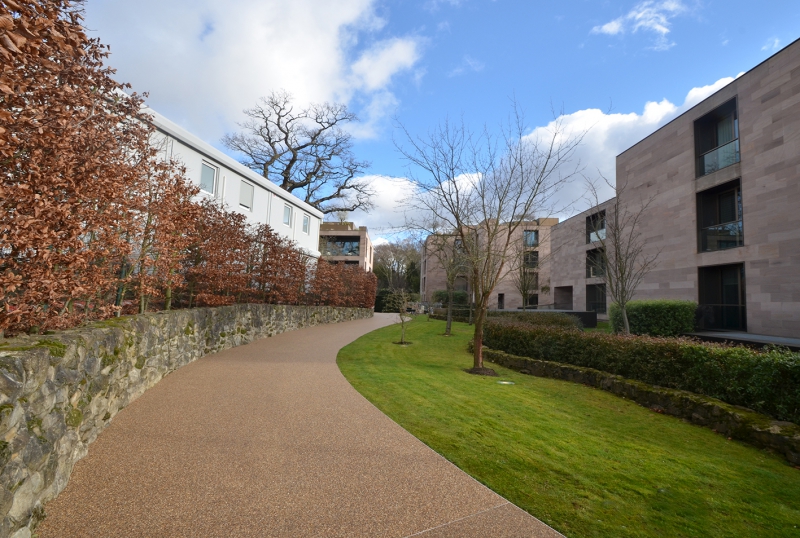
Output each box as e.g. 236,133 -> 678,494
0,304 -> 372,538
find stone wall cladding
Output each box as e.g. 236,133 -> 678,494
484,347 -> 800,467
0,304 -> 372,538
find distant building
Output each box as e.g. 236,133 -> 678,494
146,107 -> 324,257
318,222 -> 374,272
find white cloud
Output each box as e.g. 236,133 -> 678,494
592,0 -> 688,50
349,175 -> 418,238
84,0 -> 422,142
522,75 -> 735,215
762,37 -> 781,51
448,54 -> 485,77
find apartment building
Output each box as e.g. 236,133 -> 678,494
318,222 -> 374,272
146,107 -> 324,257
548,38 -> 800,336
420,219 -> 558,310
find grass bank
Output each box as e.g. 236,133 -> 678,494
337,317 -> 800,537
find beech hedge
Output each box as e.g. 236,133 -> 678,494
483,319 -> 800,424
609,300 -> 697,336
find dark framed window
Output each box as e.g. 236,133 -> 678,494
586,248 -> 605,278
497,293 -> 505,310
523,230 -> 539,247
697,179 -> 743,252
695,98 -> 739,177
698,263 -> 746,331
523,250 -> 539,269
586,211 -> 606,243
586,284 -> 606,314
319,236 -> 361,256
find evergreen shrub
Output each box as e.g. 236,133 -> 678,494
483,319 -> 800,423
609,300 -> 697,336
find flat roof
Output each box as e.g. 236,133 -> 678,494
143,106 -> 324,219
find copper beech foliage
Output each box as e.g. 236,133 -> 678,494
0,0 -> 376,337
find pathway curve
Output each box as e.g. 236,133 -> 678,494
37,314 -> 560,537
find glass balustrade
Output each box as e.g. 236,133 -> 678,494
698,139 -> 740,176
700,221 -> 743,252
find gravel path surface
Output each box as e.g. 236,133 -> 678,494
37,314 -> 560,537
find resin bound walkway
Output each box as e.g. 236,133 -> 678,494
37,314 -> 560,538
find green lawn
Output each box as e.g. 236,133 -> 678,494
585,320 -> 612,333
337,317 -> 800,538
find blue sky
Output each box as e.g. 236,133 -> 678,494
84,0 -> 799,240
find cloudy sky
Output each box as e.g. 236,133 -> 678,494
84,0 -> 799,241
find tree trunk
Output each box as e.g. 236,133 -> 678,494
472,305 -> 486,369
165,284 -> 173,311
445,287 -> 453,335
622,305 -> 631,335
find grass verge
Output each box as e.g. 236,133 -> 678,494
337,317 -> 800,538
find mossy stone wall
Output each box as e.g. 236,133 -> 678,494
0,304 -> 372,538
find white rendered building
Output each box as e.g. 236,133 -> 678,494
145,107 -> 323,257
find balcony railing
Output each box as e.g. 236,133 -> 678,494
700,221 -> 743,252
320,242 -> 360,256
698,139 -> 740,177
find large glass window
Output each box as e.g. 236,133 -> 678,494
302,215 -> 310,234
523,229 -> 539,247
283,204 -> 293,226
697,180 -> 743,252
523,250 -> 539,269
698,264 -> 746,331
586,284 -> 607,314
319,236 -> 361,256
586,248 -> 606,278
239,181 -> 254,210
695,98 -> 739,177
200,163 -> 217,194
586,211 -> 606,243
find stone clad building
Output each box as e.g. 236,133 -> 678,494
318,222 -> 374,272
421,38 -> 800,338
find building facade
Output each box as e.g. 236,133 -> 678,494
548,38 -> 800,336
147,107 -> 324,257
420,219 -> 558,311
422,39 -> 800,337
318,222 -> 374,272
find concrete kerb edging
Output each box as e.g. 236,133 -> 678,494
483,347 -> 800,466
0,304 -> 373,538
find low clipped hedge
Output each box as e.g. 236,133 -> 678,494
609,300 -> 696,336
489,311 -> 583,329
483,319 -> 800,424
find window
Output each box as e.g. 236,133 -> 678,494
302,215 -> 310,234
697,180 -> 743,252
454,276 -> 468,292
239,181 -> 254,210
695,98 -> 739,177
200,162 -> 217,194
523,250 -> 539,269
586,248 -> 605,278
523,229 -> 539,247
497,293 -> 505,310
283,204 -> 292,226
698,264 -> 746,330
586,211 -> 606,243
586,284 -> 607,314
319,236 -> 360,256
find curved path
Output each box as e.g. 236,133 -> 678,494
38,314 -> 560,537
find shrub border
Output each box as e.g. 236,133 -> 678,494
484,347 -> 800,466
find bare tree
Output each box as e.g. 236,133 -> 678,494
222,90 -> 373,214
373,239 -> 421,291
386,288 -> 415,345
398,107 -> 584,373
586,174 -> 660,334
424,230 -> 469,335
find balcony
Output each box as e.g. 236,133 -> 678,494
700,221 -> 743,252
320,239 -> 360,256
697,139 -> 740,177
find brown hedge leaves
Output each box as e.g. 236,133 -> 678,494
0,1 -> 376,336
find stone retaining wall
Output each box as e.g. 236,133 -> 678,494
484,347 -> 800,467
0,304 -> 372,538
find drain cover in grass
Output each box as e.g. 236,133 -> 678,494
497,381 -> 515,385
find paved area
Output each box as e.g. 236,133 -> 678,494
37,314 -> 560,537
